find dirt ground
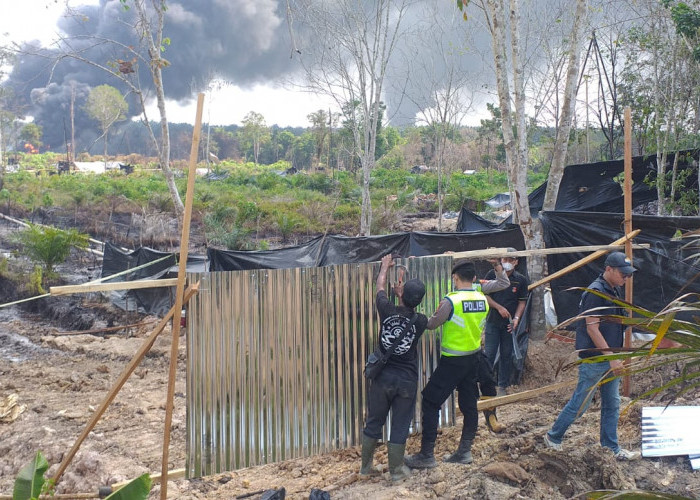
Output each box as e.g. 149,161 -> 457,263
1,221 -> 700,499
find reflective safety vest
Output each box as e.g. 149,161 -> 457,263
441,288 -> 489,357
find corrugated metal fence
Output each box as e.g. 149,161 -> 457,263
186,256 -> 455,478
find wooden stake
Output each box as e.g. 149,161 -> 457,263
623,106 -> 634,396
51,284 -> 199,485
161,93 -> 205,500
527,230 -> 641,291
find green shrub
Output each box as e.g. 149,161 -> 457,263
15,224 -> 89,275
275,213 -> 302,243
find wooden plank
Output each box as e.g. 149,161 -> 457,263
51,283 -> 199,485
50,278 -> 178,295
477,379 -> 577,410
527,230 -> 641,291
161,92 -> 205,500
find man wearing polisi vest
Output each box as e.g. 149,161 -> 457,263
543,251 -> 641,461
405,259 -> 492,469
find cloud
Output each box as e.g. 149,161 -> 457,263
4,0 -> 298,150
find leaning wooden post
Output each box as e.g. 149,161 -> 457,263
160,93 -> 205,500
51,284 -> 199,485
527,230 -> 641,291
623,106 -> 634,396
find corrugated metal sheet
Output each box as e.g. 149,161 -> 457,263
186,256 -> 455,478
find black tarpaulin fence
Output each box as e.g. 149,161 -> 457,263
541,211 -> 700,325
208,229 -> 526,272
101,243 -> 207,316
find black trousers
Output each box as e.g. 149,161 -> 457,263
420,352 -> 479,443
477,350 -> 497,398
363,368 -> 418,444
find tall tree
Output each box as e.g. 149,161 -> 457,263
10,0 -> 185,223
542,0 -> 587,210
461,0 -> 589,337
18,123 -> 43,152
240,111 -> 270,165
307,109 -> 329,169
84,84 -> 128,165
295,0 -> 417,235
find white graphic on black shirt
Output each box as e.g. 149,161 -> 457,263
380,315 -> 415,356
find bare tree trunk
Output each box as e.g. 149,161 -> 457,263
296,0 -> 411,237
654,28 -> 679,216
543,0 -> 587,210
133,0 -> 183,225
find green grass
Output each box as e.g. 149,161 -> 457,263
1,157 -> 532,241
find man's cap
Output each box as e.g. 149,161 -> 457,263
604,251 -> 637,275
402,278 -> 426,308
451,258 -> 474,275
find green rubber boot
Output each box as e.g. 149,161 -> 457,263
360,434 -> 380,476
387,442 -> 411,481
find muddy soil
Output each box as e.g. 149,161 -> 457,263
1,220 -> 699,499
2,305 -> 699,500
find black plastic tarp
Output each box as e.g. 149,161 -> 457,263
541,211 -> 700,325
101,243 -> 207,316
456,209 -> 509,232
208,230 -> 526,272
207,236 -> 326,271
502,149 -> 698,225
485,193 -> 511,209
553,149 -> 699,213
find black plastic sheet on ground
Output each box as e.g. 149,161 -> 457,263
541,211 -> 700,325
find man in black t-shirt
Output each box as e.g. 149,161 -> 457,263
483,249 -> 529,395
361,255 -> 428,481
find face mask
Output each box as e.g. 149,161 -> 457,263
502,262 -> 514,272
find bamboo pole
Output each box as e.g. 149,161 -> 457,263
54,319 -> 156,336
51,283 -> 199,485
437,243 -> 648,262
50,278 -> 177,295
109,468 -> 186,492
161,93 -> 205,500
527,230 -> 641,291
477,379 -> 578,410
623,106 -> 634,396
